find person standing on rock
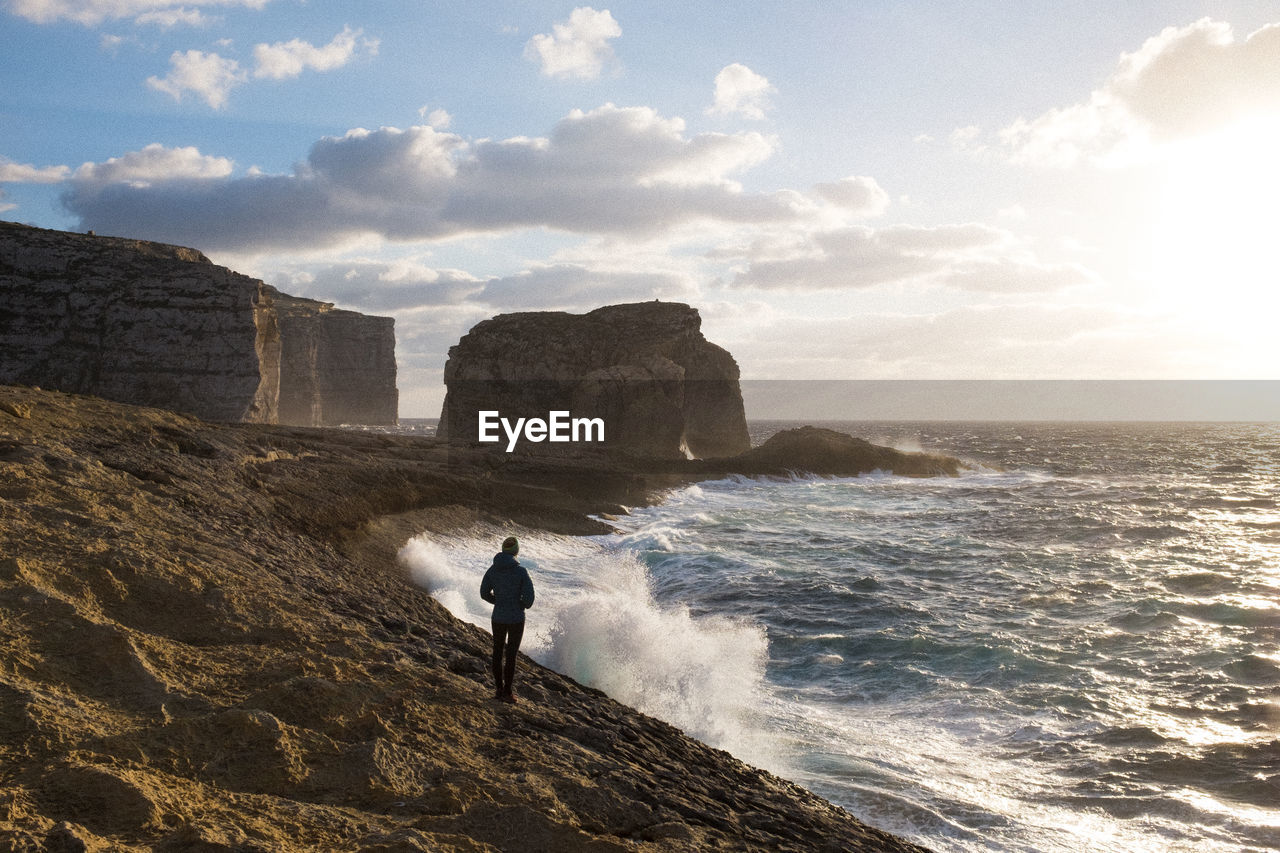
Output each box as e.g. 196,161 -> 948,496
480,536 -> 535,703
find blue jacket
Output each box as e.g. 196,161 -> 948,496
480,552 -> 535,623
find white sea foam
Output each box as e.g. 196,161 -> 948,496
399,536 -> 487,623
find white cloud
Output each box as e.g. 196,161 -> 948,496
524,6 -> 620,80
997,18 -> 1280,167
0,157 -> 71,183
55,100 -> 1093,311
730,223 -> 1094,293
997,90 -> 1141,168
1112,19 -> 1280,137
810,176 -> 889,217
278,259 -> 483,311
708,63 -> 775,120
134,7 -> 210,27
478,263 -> 697,311
144,28 -> 377,109
418,107 -> 452,129
146,49 -> 246,109
71,142 -> 234,185
252,26 -> 377,80
0,157 -> 72,215
262,251 -> 697,326
939,257 -> 1097,293
62,104 -> 797,252
8,0 -> 269,26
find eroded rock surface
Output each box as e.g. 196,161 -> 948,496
0,384 -> 933,853
0,221 -> 280,423
440,302 -> 750,459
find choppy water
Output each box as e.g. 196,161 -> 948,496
400,421 -> 1280,852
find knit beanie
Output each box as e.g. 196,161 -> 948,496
501,536 -> 519,555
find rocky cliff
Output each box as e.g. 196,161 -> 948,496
440,302 -> 750,459
0,221 -> 397,426
272,290 -> 398,427
0,221 -> 280,423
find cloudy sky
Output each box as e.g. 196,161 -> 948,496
3,1 -> 1278,416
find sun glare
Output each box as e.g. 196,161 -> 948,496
1148,119 -> 1280,370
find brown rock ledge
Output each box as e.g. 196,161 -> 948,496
0,385 -> 934,852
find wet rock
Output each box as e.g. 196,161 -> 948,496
702,425 -> 964,478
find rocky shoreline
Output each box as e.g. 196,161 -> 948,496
0,384 -> 939,852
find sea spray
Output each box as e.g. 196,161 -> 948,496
399,537 -> 481,621
539,553 -> 773,761
398,528 -> 781,769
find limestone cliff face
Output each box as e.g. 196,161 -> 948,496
272,291 -> 398,427
440,301 -> 750,458
0,222 -> 396,426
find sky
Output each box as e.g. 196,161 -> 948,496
3,1 -> 1279,417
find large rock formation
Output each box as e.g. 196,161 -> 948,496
0,222 -> 280,422
440,302 -> 751,459
0,221 -> 396,426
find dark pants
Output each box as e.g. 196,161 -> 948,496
491,620 -> 524,696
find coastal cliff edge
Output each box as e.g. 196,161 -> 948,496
0,385 -> 937,852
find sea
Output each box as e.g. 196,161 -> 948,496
396,420 -> 1280,852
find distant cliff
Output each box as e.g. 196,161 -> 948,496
0,221 -> 396,426
440,301 -> 750,459
272,290 -> 397,427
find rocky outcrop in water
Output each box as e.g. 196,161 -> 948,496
440,302 -> 750,459
0,221 -> 396,426
706,426 -> 963,478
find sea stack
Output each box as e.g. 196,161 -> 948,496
0,221 -> 397,426
440,301 -> 751,458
